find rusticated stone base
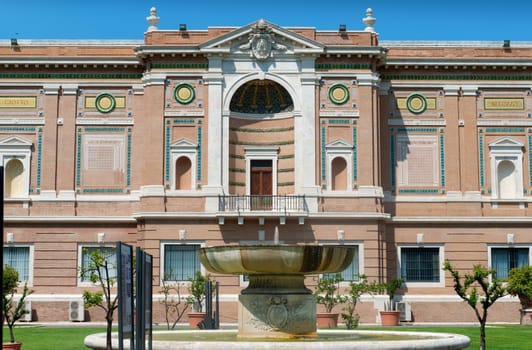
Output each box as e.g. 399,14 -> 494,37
238,293 -> 317,339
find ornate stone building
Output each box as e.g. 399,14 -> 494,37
1,8 -> 531,323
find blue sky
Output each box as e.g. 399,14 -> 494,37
2,1 -> 532,41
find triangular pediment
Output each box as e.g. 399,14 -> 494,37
488,137 -> 523,149
170,138 -> 197,149
200,19 -> 324,57
326,139 -> 353,149
0,135 -> 33,148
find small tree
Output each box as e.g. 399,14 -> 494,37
341,274 -> 380,329
314,273 -> 347,313
506,265 -> 532,324
381,277 -> 404,310
186,270 -> 213,312
160,277 -> 190,329
79,248 -> 118,350
443,261 -> 506,350
2,265 -> 33,344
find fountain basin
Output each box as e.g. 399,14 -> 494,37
199,245 -> 355,275
84,329 -> 471,350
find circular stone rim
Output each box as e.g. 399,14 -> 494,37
85,329 -> 471,350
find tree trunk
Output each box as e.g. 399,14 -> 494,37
480,323 -> 486,350
106,314 -> 113,350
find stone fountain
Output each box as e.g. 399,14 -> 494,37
199,242 -> 354,339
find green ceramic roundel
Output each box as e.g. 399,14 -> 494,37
95,93 -> 116,113
328,84 -> 350,105
174,83 -> 195,104
406,93 -> 427,114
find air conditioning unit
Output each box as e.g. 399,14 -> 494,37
20,301 -> 32,322
69,299 -> 85,322
397,301 -> 412,322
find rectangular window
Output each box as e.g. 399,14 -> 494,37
162,243 -> 201,282
400,247 -> 441,283
491,247 -> 529,279
323,243 -> 361,282
80,246 -> 117,283
3,246 -> 31,282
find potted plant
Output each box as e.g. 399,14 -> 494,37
506,265 -> 532,324
186,270 -> 213,328
378,277 -> 404,326
2,265 -> 33,350
314,273 -> 346,328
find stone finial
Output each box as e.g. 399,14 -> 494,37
146,7 -> 160,32
362,8 -> 376,33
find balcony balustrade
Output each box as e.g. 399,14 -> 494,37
218,195 -> 307,213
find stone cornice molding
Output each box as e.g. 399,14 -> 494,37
141,71 -> 166,86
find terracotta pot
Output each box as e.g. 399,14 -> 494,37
187,311 -> 206,328
316,312 -> 339,328
3,342 -> 22,350
380,310 -> 401,326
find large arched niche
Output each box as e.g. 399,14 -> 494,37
225,76 -> 297,196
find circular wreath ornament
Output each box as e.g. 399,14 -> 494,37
95,93 -> 116,114
328,84 -> 350,105
174,83 -> 195,105
406,93 -> 427,114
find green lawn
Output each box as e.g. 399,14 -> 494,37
360,325 -> 532,350
2,324 -> 532,350
2,326 -> 106,350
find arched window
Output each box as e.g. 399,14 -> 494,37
5,159 -> 25,197
331,157 -> 348,191
175,156 -> 192,190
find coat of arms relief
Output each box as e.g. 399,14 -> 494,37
239,19 -> 287,61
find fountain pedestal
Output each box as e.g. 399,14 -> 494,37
239,293 -> 316,339
238,274 -> 317,338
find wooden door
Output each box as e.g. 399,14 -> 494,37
250,160 -> 272,209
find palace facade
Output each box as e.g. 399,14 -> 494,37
2,8 -> 531,324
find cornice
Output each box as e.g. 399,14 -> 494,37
391,216 -> 532,224
4,216 -> 137,224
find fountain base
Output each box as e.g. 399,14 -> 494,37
239,293 -> 317,339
